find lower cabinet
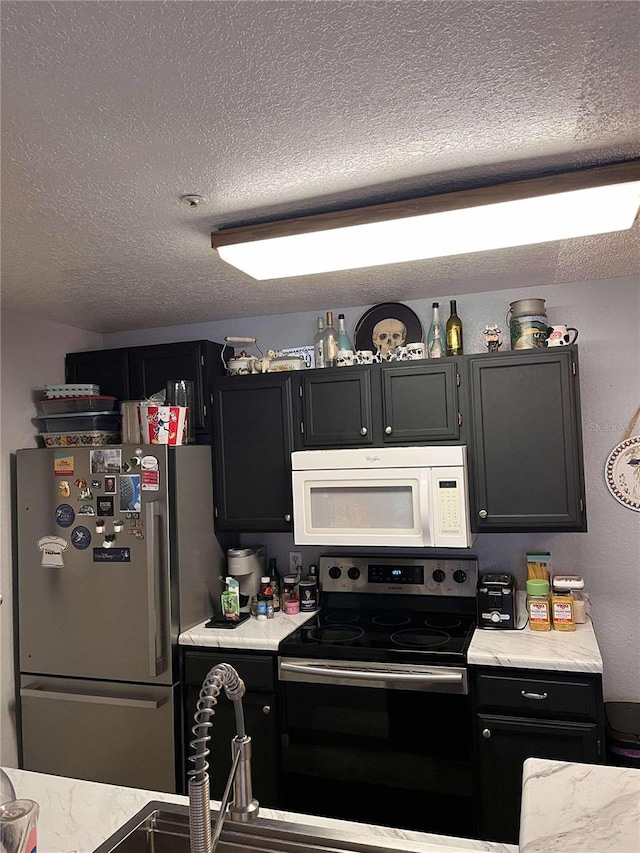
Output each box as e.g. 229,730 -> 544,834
471,667 -> 605,844
182,649 -> 280,807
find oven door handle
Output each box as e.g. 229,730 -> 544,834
279,661 -> 464,685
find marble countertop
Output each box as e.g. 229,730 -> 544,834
4,760 -> 638,852
1,767 -> 514,853
180,610 -> 603,674
520,758 -> 640,852
467,618 -> 603,672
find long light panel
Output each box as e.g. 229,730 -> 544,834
211,162 -> 640,280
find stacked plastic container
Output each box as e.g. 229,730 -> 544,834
35,384 -> 121,446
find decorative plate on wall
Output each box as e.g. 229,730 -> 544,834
354,302 -> 423,355
605,435 -> 640,511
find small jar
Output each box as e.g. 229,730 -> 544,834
281,575 -> 297,607
553,575 -> 587,623
256,594 -> 267,621
285,598 -> 300,615
551,585 -> 575,631
526,579 -> 551,631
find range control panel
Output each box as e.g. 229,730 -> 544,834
318,555 -> 478,597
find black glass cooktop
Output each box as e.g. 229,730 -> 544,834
279,606 -> 476,665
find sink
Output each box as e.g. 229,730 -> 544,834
92,800 -> 439,853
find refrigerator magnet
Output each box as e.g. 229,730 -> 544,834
90,449 -> 122,475
95,519 -> 105,534
141,455 -> 159,491
77,504 -> 95,516
97,496 -> 114,516
113,519 -> 124,533
55,503 -> 75,528
71,526 -> 91,550
104,476 -> 117,494
93,546 -> 131,562
91,480 -> 102,489
58,480 -> 71,498
37,535 -> 69,567
119,475 -> 141,512
54,452 -> 74,477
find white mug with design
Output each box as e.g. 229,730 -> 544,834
546,325 -> 578,346
336,349 -> 354,367
407,342 -> 426,359
354,350 -> 374,364
394,346 -> 410,361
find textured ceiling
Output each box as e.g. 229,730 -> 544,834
1,0 -> 639,334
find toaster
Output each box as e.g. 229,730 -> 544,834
477,573 -> 517,629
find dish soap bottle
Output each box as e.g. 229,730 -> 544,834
427,302 -> 446,358
313,316 -> 325,369
446,299 -> 464,356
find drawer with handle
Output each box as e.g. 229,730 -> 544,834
475,671 -> 598,720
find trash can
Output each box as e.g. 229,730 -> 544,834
604,702 -> 640,768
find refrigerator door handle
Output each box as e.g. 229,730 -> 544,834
20,684 -> 165,710
146,500 -> 166,677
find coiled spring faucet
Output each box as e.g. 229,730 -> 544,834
188,663 -> 259,853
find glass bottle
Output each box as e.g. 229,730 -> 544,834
426,302 -> 446,358
313,316 -> 325,369
268,557 -> 281,612
337,314 -> 353,353
446,299 -> 464,356
323,311 -> 338,367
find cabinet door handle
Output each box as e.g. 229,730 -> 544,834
284,514 -> 291,522
385,426 -> 393,434
262,705 -> 271,715
482,728 -> 491,739
479,509 -> 488,519
521,690 -> 548,700
360,427 -> 368,436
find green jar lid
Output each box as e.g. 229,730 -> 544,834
526,579 -> 550,595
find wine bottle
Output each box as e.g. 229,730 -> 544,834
337,314 -> 353,352
313,316 -> 325,368
446,299 -> 463,356
268,557 -> 281,612
324,311 -> 338,367
426,302 -> 446,358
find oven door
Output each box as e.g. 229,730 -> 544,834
277,657 -> 474,838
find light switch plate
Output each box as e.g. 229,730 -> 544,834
289,551 -> 303,574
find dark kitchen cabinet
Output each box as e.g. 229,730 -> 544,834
471,667 -> 604,844
467,347 -> 586,532
66,340 -> 227,439
299,360 -> 461,447
212,374 -> 294,531
182,649 -> 279,806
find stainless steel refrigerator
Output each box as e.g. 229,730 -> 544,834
16,444 -> 224,793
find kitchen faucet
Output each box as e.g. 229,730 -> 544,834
188,663 -> 259,853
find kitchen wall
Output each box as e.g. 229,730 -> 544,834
1,275 -> 638,766
106,275 -> 640,704
0,309 -> 103,766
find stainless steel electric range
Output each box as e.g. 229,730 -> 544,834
277,554 -> 479,839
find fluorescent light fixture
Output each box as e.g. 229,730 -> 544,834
211,162 -> 640,280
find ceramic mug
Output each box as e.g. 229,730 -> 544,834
394,346 -> 410,361
336,349 -> 354,367
407,342 -> 426,360
354,350 -> 374,364
546,325 -> 578,347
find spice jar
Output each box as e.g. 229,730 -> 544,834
553,575 -> 587,623
281,575 -> 297,608
526,579 -> 551,631
551,579 -> 575,631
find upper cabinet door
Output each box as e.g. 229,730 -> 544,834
128,342 -> 208,433
212,374 -> 294,531
65,349 -> 130,401
380,362 -> 460,443
300,369 -> 374,446
468,348 -> 586,532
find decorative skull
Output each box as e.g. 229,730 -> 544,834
372,317 -> 407,359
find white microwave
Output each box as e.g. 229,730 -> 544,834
291,446 -> 473,549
